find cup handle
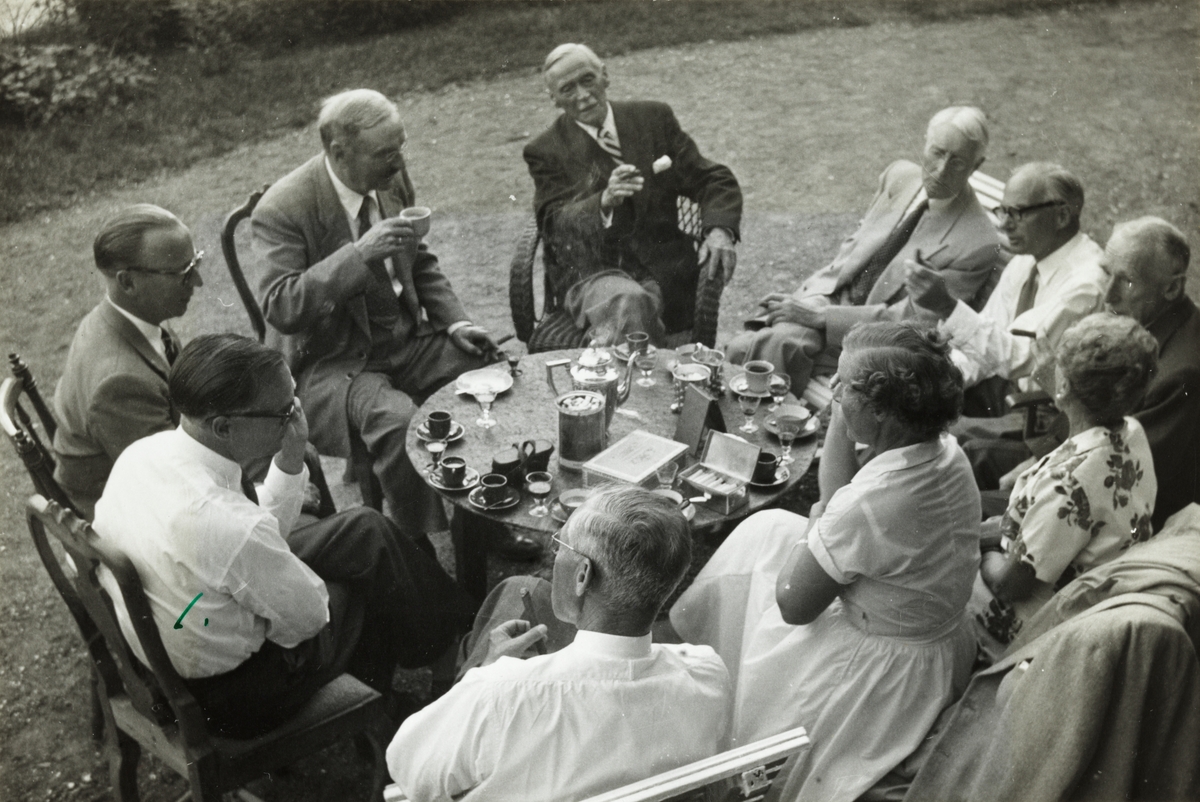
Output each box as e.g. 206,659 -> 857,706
518,440 -> 536,466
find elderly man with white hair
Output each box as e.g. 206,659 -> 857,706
727,106 -> 1008,390
252,89 -> 541,559
524,43 -> 743,346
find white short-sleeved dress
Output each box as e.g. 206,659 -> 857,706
671,434 -> 981,802
971,417 -> 1157,656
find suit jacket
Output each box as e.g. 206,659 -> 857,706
252,155 -> 468,458
523,100 -> 741,330
1139,296 -> 1200,531
798,160 -> 1007,346
52,300 -> 178,518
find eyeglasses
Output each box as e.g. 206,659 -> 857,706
226,400 -> 296,423
995,201 -> 1061,223
551,532 -> 591,561
123,250 -> 204,283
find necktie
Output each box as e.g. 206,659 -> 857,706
1014,263 -> 1040,318
596,126 -> 623,163
160,328 -> 178,365
357,194 -> 375,238
847,199 -> 929,306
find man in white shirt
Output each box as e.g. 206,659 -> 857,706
94,334 -> 471,737
386,486 -> 732,801
53,204 -> 201,518
906,162 -> 1106,406
252,89 -> 541,560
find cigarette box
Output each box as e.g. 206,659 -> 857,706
582,430 -> 689,489
679,431 -> 760,514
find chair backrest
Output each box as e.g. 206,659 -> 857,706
222,186 -> 271,343
969,170 -> 1005,223
2,355 -> 81,515
382,726 -> 809,802
26,495 -> 214,748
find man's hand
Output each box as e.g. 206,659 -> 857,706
904,261 -> 957,320
479,619 -> 549,667
354,216 -> 418,263
274,397 -> 310,476
449,324 -> 497,357
698,227 -> 737,284
600,164 -> 644,211
759,292 -> 828,329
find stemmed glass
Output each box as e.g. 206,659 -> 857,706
768,373 -> 792,412
776,416 -> 803,465
526,471 -> 553,518
474,389 -> 497,428
737,392 -> 761,434
426,438 -> 447,474
633,348 -> 658,387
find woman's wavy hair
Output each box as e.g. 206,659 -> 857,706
1057,313 -> 1158,427
841,322 -> 964,440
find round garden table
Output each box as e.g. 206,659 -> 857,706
406,348 -> 819,602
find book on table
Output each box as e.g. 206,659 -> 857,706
582,430 -> 689,489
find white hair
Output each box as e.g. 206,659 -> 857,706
543,43 -> 603,77
318,89 -> 400,151
927,105 -> 989,161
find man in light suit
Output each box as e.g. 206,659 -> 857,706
252,89 -> 539,559
727,106 -> 1007,390
53,204 -> 201,518
524,43 -> 742,345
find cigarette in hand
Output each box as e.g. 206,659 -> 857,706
652,155 -> 673,174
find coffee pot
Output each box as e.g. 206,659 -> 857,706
545,346 -> 635,428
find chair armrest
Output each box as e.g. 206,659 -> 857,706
692,267 -> 725,348
1005,390 -> 1053,411
509,218 -> 542,344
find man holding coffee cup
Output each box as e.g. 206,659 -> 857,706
253,89 -> 539,559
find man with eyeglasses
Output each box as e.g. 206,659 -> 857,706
386,486 -> 732,801
727,106 -> 1007,392
93,334 -> 472,737
524,43 -> 742,346
250,88 -> 533,558
53,204 -> 203,518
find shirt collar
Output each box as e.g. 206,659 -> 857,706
1032,231 -> 1087,281
1065,418 -> 1135,455
857,432 -> 951,481
172,426 -> 244,492
570,629 -> 653,659
325,156 -> 377,221
105,295 -> 167,360
573,103 -> 616,140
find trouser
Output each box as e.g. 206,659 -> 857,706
457,576 -> 578,680
726,320 -> 832,392
348,332 -> 491,534
564,271 -> 668,347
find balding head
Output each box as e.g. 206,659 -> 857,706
543,43 -> 604,81
1103,216 -> 1190,326
998,162 -> 1083,259
318,89 -> 407,194
922,106 -> 988,200
317,89 -> 401,152
542,43 -> 610,127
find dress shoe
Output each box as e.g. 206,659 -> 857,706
488,529 -> 543,562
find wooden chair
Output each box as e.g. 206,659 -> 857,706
1,353 -> 81,516
221,187 -> 384,513
510,196 -> 725,353
26,494 -> 393,802
383,726 -> 810,802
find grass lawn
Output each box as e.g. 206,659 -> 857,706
0,1 -> 1197,799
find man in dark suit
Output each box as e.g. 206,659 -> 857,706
1102,216 -> 1200,530
524,43 -> 742,345
253,89 -> 537,557
53,204 -> 200,518
727,107 -> 1007,390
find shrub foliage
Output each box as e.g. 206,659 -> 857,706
0,43 -> 155,125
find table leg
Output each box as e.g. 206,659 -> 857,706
450,507 -> 490,606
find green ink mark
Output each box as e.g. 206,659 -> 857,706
204,618 -> 209,626
175,592 -> 203,629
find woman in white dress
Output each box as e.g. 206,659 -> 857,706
670,322 -> 980,802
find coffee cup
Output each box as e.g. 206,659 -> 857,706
753,451 -> 780,485
426,410 -> 452,440
743,360 -> 775,395
480,473 -> 508,506
492,447 -> 525,489
519,439 -> 556,473
400,206 -> 431,237
441,456 -> 467,488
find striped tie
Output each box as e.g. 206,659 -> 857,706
596,126 -> 623,163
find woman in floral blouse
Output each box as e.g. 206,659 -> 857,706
972,312 -> 1159,659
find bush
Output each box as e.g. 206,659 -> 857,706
0,43 -> 155,125
68,0 -> 186,52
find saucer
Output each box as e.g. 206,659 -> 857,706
428,466 -> 480,492
416,421 -> 465,443
765,414 -> 821,440
455,368 -> 514,397
614,343 -> 658,363
728,373 -> 772,398
468,486 -> 520,511
651,489 -> 697,521
749,467 -> 791,489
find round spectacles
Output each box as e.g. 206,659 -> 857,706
994,201 -> 1061,223
225,400 -> 296,424
122,250 -> 204,283
550,532 -> 592,561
